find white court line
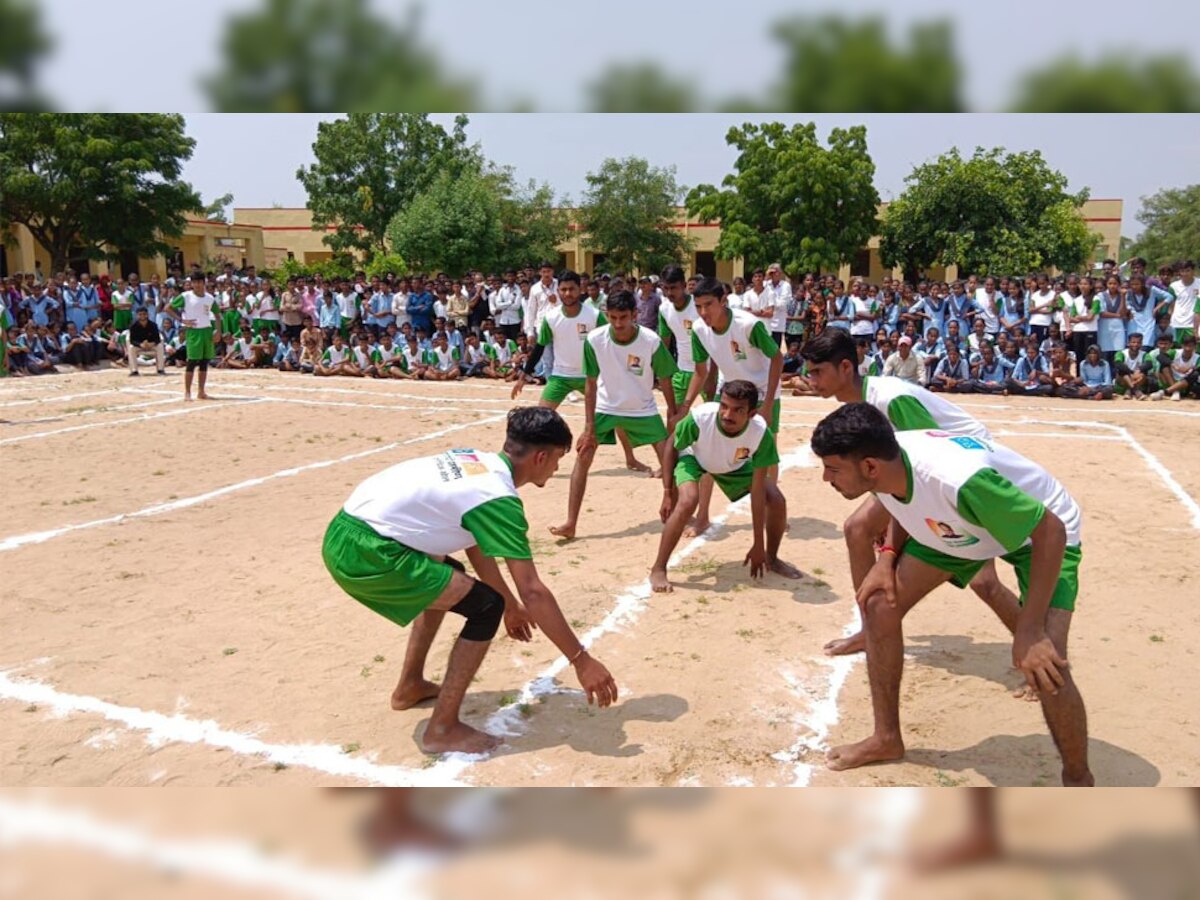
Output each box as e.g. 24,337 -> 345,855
256,396 -> 517,416
217,379 -> 514,404
0,800 -> 437,900
0,387 -> 133,408
0,398 -> 263,446
0,672 -> 463,791
418,443 -> 821,784
0,414 -> 506,552
3,395 -> 184,426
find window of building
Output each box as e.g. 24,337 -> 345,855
850,249 -> 871,278
694,251 -> 716,277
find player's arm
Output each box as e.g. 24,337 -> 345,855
651,340 -> 678,421
854,514 -> 910,609
579,341 -> 600,453
464,545 -> 534,642
504,557 -> 618,707
745,466 -> 768,578
1015,510 -> 1069,693
661,413 -> 696,521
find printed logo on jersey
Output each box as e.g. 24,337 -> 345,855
925,518 -> 980,548
626,354 -> 644,376
447,448 -> 488,477
734,447 -> 751,461
730,339 -> 747,361
950,436 -> 987,451
576,323 -> 589,339
683,319 -> 693,331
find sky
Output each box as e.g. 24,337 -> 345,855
38,0 -> 1196,112
180,113 -> 1200,238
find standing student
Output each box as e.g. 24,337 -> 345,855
1124,274 -> 1170,346
548,290 -> 677,540
1095,275 -> 1127,364
322,407 -> 618,755
1167,260 -> 1198,344
811,403 -> 1092,785
166,276 -> 221,401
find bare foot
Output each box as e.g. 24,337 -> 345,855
769,558 -> 803,579
826,733 -> 904,771
391,679 -> 441,710
648,467 -> 662,479
650,568 -> 673,593
197,392 -> 212,400
184,394 -> 193,402
911,832 -> 1002,873
420,721 -> 501,755
823,631 -> 865,656
548,523 -> 576,540
625,458 -> 652,475
1011,685 -> 1040,702
683,518 -> 711,539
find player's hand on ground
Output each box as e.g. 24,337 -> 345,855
510,375 -> 525,400
504,603 -> 536,642
660,489 -> 676,523
574,654 -> 618,708
855,555 -> 897,610
744,544 -> 767,579
576,430 -> 597,454
1013,630 -> 1068,695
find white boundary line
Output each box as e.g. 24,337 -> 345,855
0,414 -> 506,552
0,399 -> 263,446
2,395 -> 185,426
217,379 -> 514,404
0,799 -> 436,900
0,672 -> 463,790
0,388 -> 131,408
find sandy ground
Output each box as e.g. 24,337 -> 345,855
1,367 -> 1198,787
2,788 -> 1198,899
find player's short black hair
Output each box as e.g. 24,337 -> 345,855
505,406 -> 573,456
811,403 -> 900,462
606,289 -> 636,313
538,260 -> 555,270
692,276 -> 725,300
661,264 -> 685,285
801,328 -> 856,369
721,379 -> 759,409
558,269 -> 580,286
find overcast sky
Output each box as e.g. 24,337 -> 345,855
180,114 -> 1200,238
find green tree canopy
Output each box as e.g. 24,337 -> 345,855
687,122 -> 880,274
204,0 -> 477,112
296,113 -> 480,259
578,157 -> 694,275
878,147 -> 1098,278
0,113 -> 200,272
492,174 -> 571,271
1130,184 -> 1200,269
585,64 -> 699,112
1009,54 -> 1200,112
0,0 -> 51,109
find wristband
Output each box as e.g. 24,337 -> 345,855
568,647 -> 587,665
878,545 -> 899,557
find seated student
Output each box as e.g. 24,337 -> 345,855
59,322 -> 99,370
1069,344 -> 1115,400
350,334 -> 377,377
414,327 -> 432,354
882,335 -> 922,383
5,325 -> 30,375
300,318 -> 324,354
43,324 -> 65,365
967,342 -> 1012,394
1006,340 -> 1053,396
1152,333 -> 1198,401
649,380 -> 801,593
423,333 -> 461,381
165,326 -> 188,368
370,334 -> 409,379
855,338 -> 880,376
398,335 -> 427,380
511,333 -> 540,382
25,326 -> 60,374
967,317 -> 990,354
251,325 -> 277,367
782,340 -> 805,375
914,327 -> 945,384
460,334 -> 489,378
315,333 -> 360,377
276,337 -> 302,372
784,358 -> 818,396
1040,322 -> 1063,367
1047,342 -> 1078,395
929,344 -> 971,392
483,330 -> 518,380
298,336 -> 321,374
1113,332 -> 1150,399
1142,333 -> 1177,401
221,325 -> 259,369
126,307 -> 165,376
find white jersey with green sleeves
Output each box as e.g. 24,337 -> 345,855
233,337 -> 256,360
400,345 -> 423,370
536,302 -> 605,378
485,338 -> 517,364
675,402 -> 778,474
862,375 -> 991,439
372,344 -> 399,365
690,307 -> 780,403
351,346 -> 373,368
170,291 -> 220,328
658,297 -> 699,372
877,430 -> 1081,562
582,324 -> 676,416
425,346 -> 460,371
343,449 -> 531,559
322,345 -> 350,365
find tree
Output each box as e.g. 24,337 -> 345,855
585,64 -> 699,112
1009,54 -> 1200,113
767,16 -> 962,112
878,147 -> 1098,278
295,113 -> 481,259
578,157 -> 694,274
203,192 -> 234,224
204,0 -> 477,112
0,113 -> 200,272
687,122 -> 880,274
493,174 -> 571,270
387,168 -> 503,275
1130,184 -> 1200,269
0,0 -> 52,110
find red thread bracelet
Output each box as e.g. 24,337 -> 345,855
878,545 -> 899,556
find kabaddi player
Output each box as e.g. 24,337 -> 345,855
165,275 -> 221,401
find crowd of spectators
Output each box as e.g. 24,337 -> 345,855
3,257 -> 1197,401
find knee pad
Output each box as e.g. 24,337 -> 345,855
444,556 -> 466,574
449,580 -> 506,642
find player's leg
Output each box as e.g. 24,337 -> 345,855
647,437 -> 667,480
825,495 -> 892,656
764,483 -> 802,578
1037,607 -> 1093,786
196,359 -> 211,400
912,788 -> 1002,872
549,439 -> 596,540
651,479 -> 700,592
685,475 -> 716,538
617,428 -> 651,474
183,359 -> 195,399
827,552 -> 952,771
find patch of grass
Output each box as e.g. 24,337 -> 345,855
152,469 -> 166,476
735,628 -> 755,640
690,653 -> 701,661
421,755 -> 439,768
934,770 -> 968,787
62,495 -> 98,506
359,666 -> 373,678
373,654 -> 386,663
1149,634 -> 1164,643
167,494 -> 178,500
498,694 -> 517,707
273,762 -> 288,772
569,618 -> 586,629
812,567 -> 826,576
517,703 -> 533,718
341,742 -> 361,754
730,583 -> 748,593
222,647 -> 238,656
24,704 -> 37,713
677,555 -> 721,576
695,595 -> 710,606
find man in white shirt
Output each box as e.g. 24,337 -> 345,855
762,262 -> 792,349
1168,260 -> 1198,344
882,335 -> 922,383
490,269 -> 524,340
525,261 -> 558,373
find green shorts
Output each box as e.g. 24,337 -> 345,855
901,539 -> 1081,612
113,309 -> 133,331
322,509 -> 453,626
674,454 -> 754,501
594,412 -> 668,447
1174,328 -> 1194,347
672,370 -> 694,407
541,374 -> 586,405
185,326 -> 215,360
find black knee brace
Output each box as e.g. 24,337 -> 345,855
444,556 -> 466,574
449,580 -> 505,642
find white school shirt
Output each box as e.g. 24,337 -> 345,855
849,296 -> 877,336
761,278 -> 792,333
658,297 -> 700,373
1169,279 -> 1199,330
876,430 -> 1082,562
537,302 -> 604,378
582,324 -> 676,417
1029,290 -> 1056,327
973,289 -> 1001,332
525,279 -> 558,337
